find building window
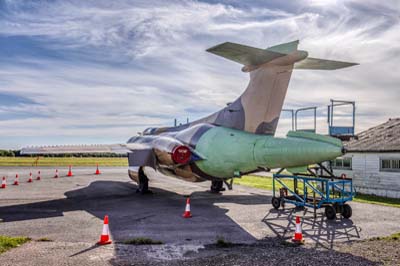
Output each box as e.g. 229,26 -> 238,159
332,157 -> 352,170
380,158 -> 400,172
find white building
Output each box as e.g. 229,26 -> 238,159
331,118 -> 400,198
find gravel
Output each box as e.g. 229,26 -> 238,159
111,238 -> 399,266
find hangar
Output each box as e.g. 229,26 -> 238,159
331,118 -> 400,198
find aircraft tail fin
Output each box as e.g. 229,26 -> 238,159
266,40 -> 299,54
193,40 -> 358,135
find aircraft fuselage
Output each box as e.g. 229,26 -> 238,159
127,123 -> 343,183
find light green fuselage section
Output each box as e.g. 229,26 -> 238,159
194,127 -> 343,178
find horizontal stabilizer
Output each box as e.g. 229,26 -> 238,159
295,57 -> 358,70
206,42 -> 285,66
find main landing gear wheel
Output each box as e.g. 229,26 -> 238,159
342,204 -> 352,219
210,180 -> 226,193
136,167 -> 152,194
271,197 -> 281,210
325,205 -> 336,220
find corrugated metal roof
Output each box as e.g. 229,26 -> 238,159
345,118 -> 400,152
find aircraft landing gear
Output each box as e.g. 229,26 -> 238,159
136,167 -> 152,194
210,180 -> 226,193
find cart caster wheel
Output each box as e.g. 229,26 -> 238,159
342,204 -> 352,219
325,205 -> 336,220
272,197 -> 281,210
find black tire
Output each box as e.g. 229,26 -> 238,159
342,204 -> 352,219
211,180 -> 225,193
271,197 -> 281,210
325,205 -> 336,220
136,167 -> 151,194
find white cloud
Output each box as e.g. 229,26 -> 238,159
0,0 -> 399,148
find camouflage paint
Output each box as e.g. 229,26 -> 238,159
193,42 -> 297,135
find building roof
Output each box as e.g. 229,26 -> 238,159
345,118 -> 400,152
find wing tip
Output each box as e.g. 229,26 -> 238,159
335,62 -> 360,69
206,42 -> 231,53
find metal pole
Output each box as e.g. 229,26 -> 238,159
313,190 -> 316,218
273,175 -> 276,197
331,99 -> 334,128
352,102 -> 356,135
295,106 -> 318,131
314,107 -> 317,132
291,110 -> 294,131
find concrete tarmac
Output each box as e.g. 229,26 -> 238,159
0,167 -> 399,265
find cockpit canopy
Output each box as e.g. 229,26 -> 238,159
143,127 -> 158,135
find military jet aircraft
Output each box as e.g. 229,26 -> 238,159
22,40 -> 358,193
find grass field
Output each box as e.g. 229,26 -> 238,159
235,175 -> 400,208
370,232 -> 400,241
0,157 -> 128,167
0,236 -> 31,254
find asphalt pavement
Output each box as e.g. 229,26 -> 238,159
0,167 -> 399,265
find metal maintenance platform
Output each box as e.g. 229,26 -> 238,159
271,172 -> 354,220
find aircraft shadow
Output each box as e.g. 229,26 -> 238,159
0,181 -> 274,223
0,180 -> 267,262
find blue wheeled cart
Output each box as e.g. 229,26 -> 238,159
271,174 -> 354,220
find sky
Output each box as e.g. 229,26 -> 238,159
0,0 -> 399,149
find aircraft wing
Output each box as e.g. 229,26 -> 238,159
20,143 -> 150,155
294,57 -> 358,70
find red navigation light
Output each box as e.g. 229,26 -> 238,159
172,145 -> 191,164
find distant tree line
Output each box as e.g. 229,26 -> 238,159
0,150 -> 127,157
0,150 -> 18,157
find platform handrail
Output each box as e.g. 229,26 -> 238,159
273,173 -> 354,208
274,177 -> 305,202
304,179 -> 325,198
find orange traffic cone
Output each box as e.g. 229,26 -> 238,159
97,215 -> 112,245
67,165 -> 73,177
54,169 -> 59,178
27,172 -> 33,183
182,197 -> 192,218
1,176 -> 6,189
95,164 -> 101,175
13,174 -> 19,186
36,170 -> 41,181
292,216 -> 304,244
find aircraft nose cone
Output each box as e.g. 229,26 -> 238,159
256,137 -> 344,169
299,142 -> 343,163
